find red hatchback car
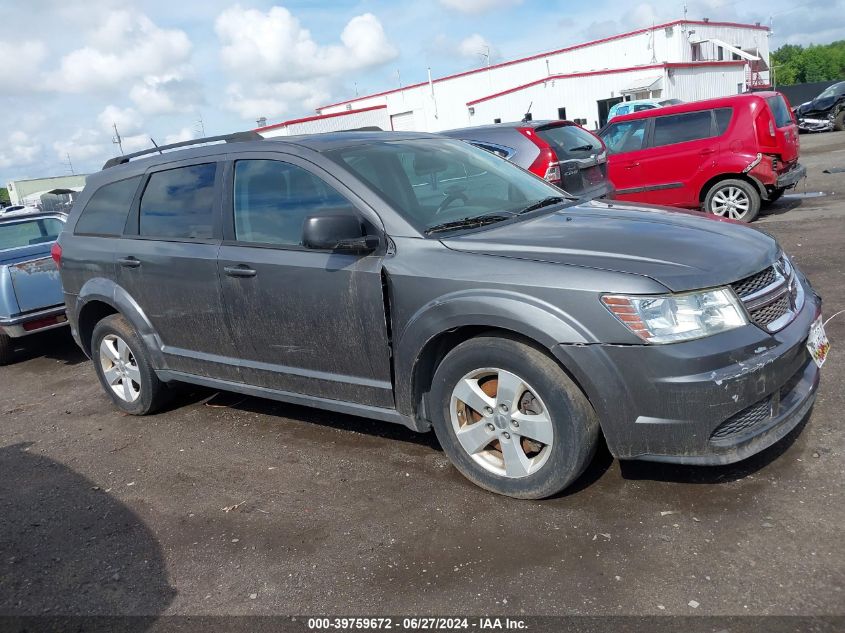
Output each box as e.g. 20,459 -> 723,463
598,92 -> 805,222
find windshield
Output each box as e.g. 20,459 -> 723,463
327,138 -> 571,234
0,217 -> 63,251
535,124 -> 604,159
817,83 -> 843,99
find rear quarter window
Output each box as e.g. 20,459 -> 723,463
75,176 -> 142,236
714,108 -> 734,135
652,110 -> 713,147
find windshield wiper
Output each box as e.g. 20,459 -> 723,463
516,196 -> 570,215
569,144 -> 597,152
425,213 -> 513,235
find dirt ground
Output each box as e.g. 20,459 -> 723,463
1,132 -> 843,619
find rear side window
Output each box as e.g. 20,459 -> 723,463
767,96 -> 793,128
0,218 -> 63,251
600,119 -> 648,154
233,160 -> 352,246
75,176 -> 141,236
536,124 -> 603,159
139,164 -> 217,240
714,108 -> 733,134
652,111 -> 713,147
633,104 -> 656,112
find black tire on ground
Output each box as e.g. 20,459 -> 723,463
91,314 -> 170,415
0,332 -> 12,366
834,109 -> 845,132
429,335 -> 600,499
762,188 -> 785,207
703,178 -> 761,223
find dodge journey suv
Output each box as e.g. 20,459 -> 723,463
55,131 -> 829,499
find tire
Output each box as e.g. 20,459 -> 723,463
834,109 -> 845,132
0,332 -> 12,366
429,335 -> 600,499
91,314 -> 169,415
762,188 -> 785,207
704,179 -> 761,222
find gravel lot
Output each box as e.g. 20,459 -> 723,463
1,132 -> 843,619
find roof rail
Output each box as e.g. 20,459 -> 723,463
101,131 -> 263,170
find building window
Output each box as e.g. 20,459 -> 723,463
557,107 -> 567,120
691,43 -> 702,61
493,118 -> 501,124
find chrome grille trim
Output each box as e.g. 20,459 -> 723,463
732,256 -> 803,333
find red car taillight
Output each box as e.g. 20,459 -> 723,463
518,128 -> 561,185
51,242 -> 62,269
754,108 -> 777,149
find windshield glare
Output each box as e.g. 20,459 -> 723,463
328,138 -> 568,233
0,218 -> 63,251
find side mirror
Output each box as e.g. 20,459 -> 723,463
302,212 -> 379,253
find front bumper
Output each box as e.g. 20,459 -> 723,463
777,163 -> 806,189
553,277 -> 822,465
0,305 -> 68,338
797,117 -> 834,133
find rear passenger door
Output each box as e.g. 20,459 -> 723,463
217,154 -> 394,408
637,110 -> 719,207
116,159 -> 241,381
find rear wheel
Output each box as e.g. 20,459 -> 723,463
704,179 -> 761,222
429,336 -> 599,499
91,314 -> 169,415
834,109 -> 845,132
0,332 -> 12,366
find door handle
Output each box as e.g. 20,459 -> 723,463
224,265 -> 257,278
624,162 -> 640,170
700,148 -> 716,155
117,257 -> 141,268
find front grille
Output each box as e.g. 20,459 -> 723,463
750,294 -> 791,328
711,397 -> 772,440
732,266 -> 777,298
731,257 -> 801,333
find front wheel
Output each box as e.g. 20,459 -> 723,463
430,336 -> 599,499
704,179 -> 761,222
0,332 -> 12,366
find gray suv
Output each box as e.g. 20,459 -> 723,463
56,131 -> 827,499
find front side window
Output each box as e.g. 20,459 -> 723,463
652,111 -> 713,147
327,139 -> 570,234
0,218 -> 63,251
233,160 -> 353,246
75,176 -> 141,236
600,119 -> 648,154
139,163 -> 217,240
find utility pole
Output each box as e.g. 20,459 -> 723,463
112,122 -> 124,155
479,45 -> 490,68
63,153 -> 74,175
195,113 -> 206,137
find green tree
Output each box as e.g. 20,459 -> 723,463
0,188 -> 9,206
771,40 -> 845,85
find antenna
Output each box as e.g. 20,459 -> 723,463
62,152 -> 74,175
522,101 -> 533,122
479,45 -> 490,68
150,138 -> 163,155
195,113 -> 206,137
112,122 -> 124,155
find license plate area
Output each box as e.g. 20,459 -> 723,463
806,316 -> 830,368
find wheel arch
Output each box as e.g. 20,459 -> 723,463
76,278 -> 165,366
699,172 -> 766,204
394,291 -> 596,429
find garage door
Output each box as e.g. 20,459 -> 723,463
390,111 -> 417,132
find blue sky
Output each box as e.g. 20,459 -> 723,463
1,0 -> 842,187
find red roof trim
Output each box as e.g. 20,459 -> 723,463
466,61 -> 747,106
254,104 -> 387,132
317,20 -> 768,110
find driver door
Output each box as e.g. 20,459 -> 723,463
217,155 -> 394,407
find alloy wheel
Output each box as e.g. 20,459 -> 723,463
710,186 -> 751,220
99,334 -> 142,403
449,368 -> 554,478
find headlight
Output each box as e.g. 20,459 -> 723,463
602,288 -> 747,343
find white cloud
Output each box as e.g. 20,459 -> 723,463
129,74 -> 202,116
164,127 -> 196,144
2,41 -> 47,91
216,6 -> 397,120
53,129 -> 110,163
216,7 -> 397,82
439,0 -> 523,15
48,10 -> 191,94
0,132 -> 42,169
98,105 -> 143,136
458,33 -> 497,61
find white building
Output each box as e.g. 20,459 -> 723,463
258,18 -> 771,137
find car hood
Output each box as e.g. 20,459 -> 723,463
440,200 -> 779,292
796,94 -> 840,116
